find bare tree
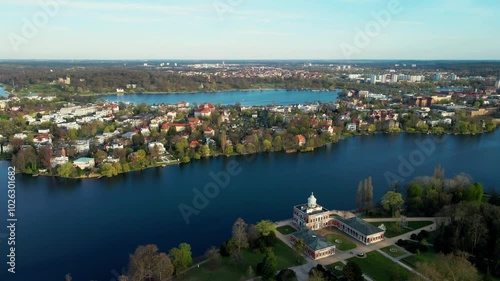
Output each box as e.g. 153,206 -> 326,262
356,182 -> 363,211
231,218 -> 249,255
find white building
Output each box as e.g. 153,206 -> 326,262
73,140 -> 90,154
50,156 -> 69,168
73,157 -> 95,169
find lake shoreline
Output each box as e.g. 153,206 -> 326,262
91,88 -> 336,97
7,129 -> 498,179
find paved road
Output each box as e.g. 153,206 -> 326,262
274,217 -> 447,281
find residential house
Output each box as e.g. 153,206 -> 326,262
73,157 -> 95,169
50,156 -> 69,168
73,140 -> 90,154
346,123 -> 357,132
204,127 -> 215,137
148,142 -> 166,154
297,135 -> 306,146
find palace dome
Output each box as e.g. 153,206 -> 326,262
308,192 -> 317,208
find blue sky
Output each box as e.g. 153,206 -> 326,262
1,0 -> 499,60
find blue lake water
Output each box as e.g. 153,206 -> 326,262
99,89 -> 341,106
0,131 -> 499,281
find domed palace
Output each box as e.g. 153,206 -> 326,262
290,192 -> 385,260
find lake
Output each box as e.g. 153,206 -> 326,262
99,89 -> 341,106
0,131 -> 499,281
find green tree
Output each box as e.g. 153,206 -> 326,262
100,163 -> 117,177
276,268 -> 298,281
256,220 -> 276,236
169,243 -> 192,275
263,139 -> 272,152
200,145 -> 210,157
261,248 -> 278,281
293,238 -> 305,262
381,191 -> 405,217
57,162 -> 75,178
343,262 -> 364,281
132,134 -> 145,146
272,135 -> 282,151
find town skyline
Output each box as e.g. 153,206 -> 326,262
2,0 -> 500,60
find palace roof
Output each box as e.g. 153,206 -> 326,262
292,229 -> 334,251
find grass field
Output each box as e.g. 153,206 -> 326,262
326,261 -> 345,277
400,248 -> 438,268
179,239 -> 304,281
277,225 -> 297,235
368,221 -> 433,238
380,245 -> 408,258
347,251 -> 413,281
324,234 -> 357,251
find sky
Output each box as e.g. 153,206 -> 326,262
1,0 -> 500,60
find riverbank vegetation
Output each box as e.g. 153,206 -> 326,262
372,165 -> 500,280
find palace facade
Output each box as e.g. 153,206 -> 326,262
291,193 -> 385,259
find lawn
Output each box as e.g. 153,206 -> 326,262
277,225 -> 297,235
324,234 -> 357,251
380,245 -> 408,258
179,239 -> 304,281
401,248 -> 438,268
368,221 -> 433,238
326,261 -> 345,277
347,251 -> 414,281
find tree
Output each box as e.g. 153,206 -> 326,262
12,146 -> 37,173
204,246 -> 221,267
256,220 -> 276,237
128,244 -> 174,281
247,224 -> 260,248
293,238 -> 305,262
343,262 -> 364,281
272,135 -> 282,151
100,163 -> 117,177
220,130 -> 227,153
57,162 -> 75,178
38,146 -> 53,169
169,243 -> 192,275
363,177 -> 373,211
276,268 -> 298,281
382,191 -> 404,217
261,248 -> 277,280
356,181 -> 363,211
263,139 -> 272,152
411,252 -> 481,281
132,134 -> 145,146
231,218 -> 249,255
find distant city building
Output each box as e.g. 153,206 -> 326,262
433,73 -> 442,81
450,73 -> 458,81
391,74 -> 398,83
370,74 -> 377,84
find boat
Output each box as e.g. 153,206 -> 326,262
32,174 -> 39,177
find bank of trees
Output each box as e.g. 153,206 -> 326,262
395,165 -> 500,279
117,243 -> 192,281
